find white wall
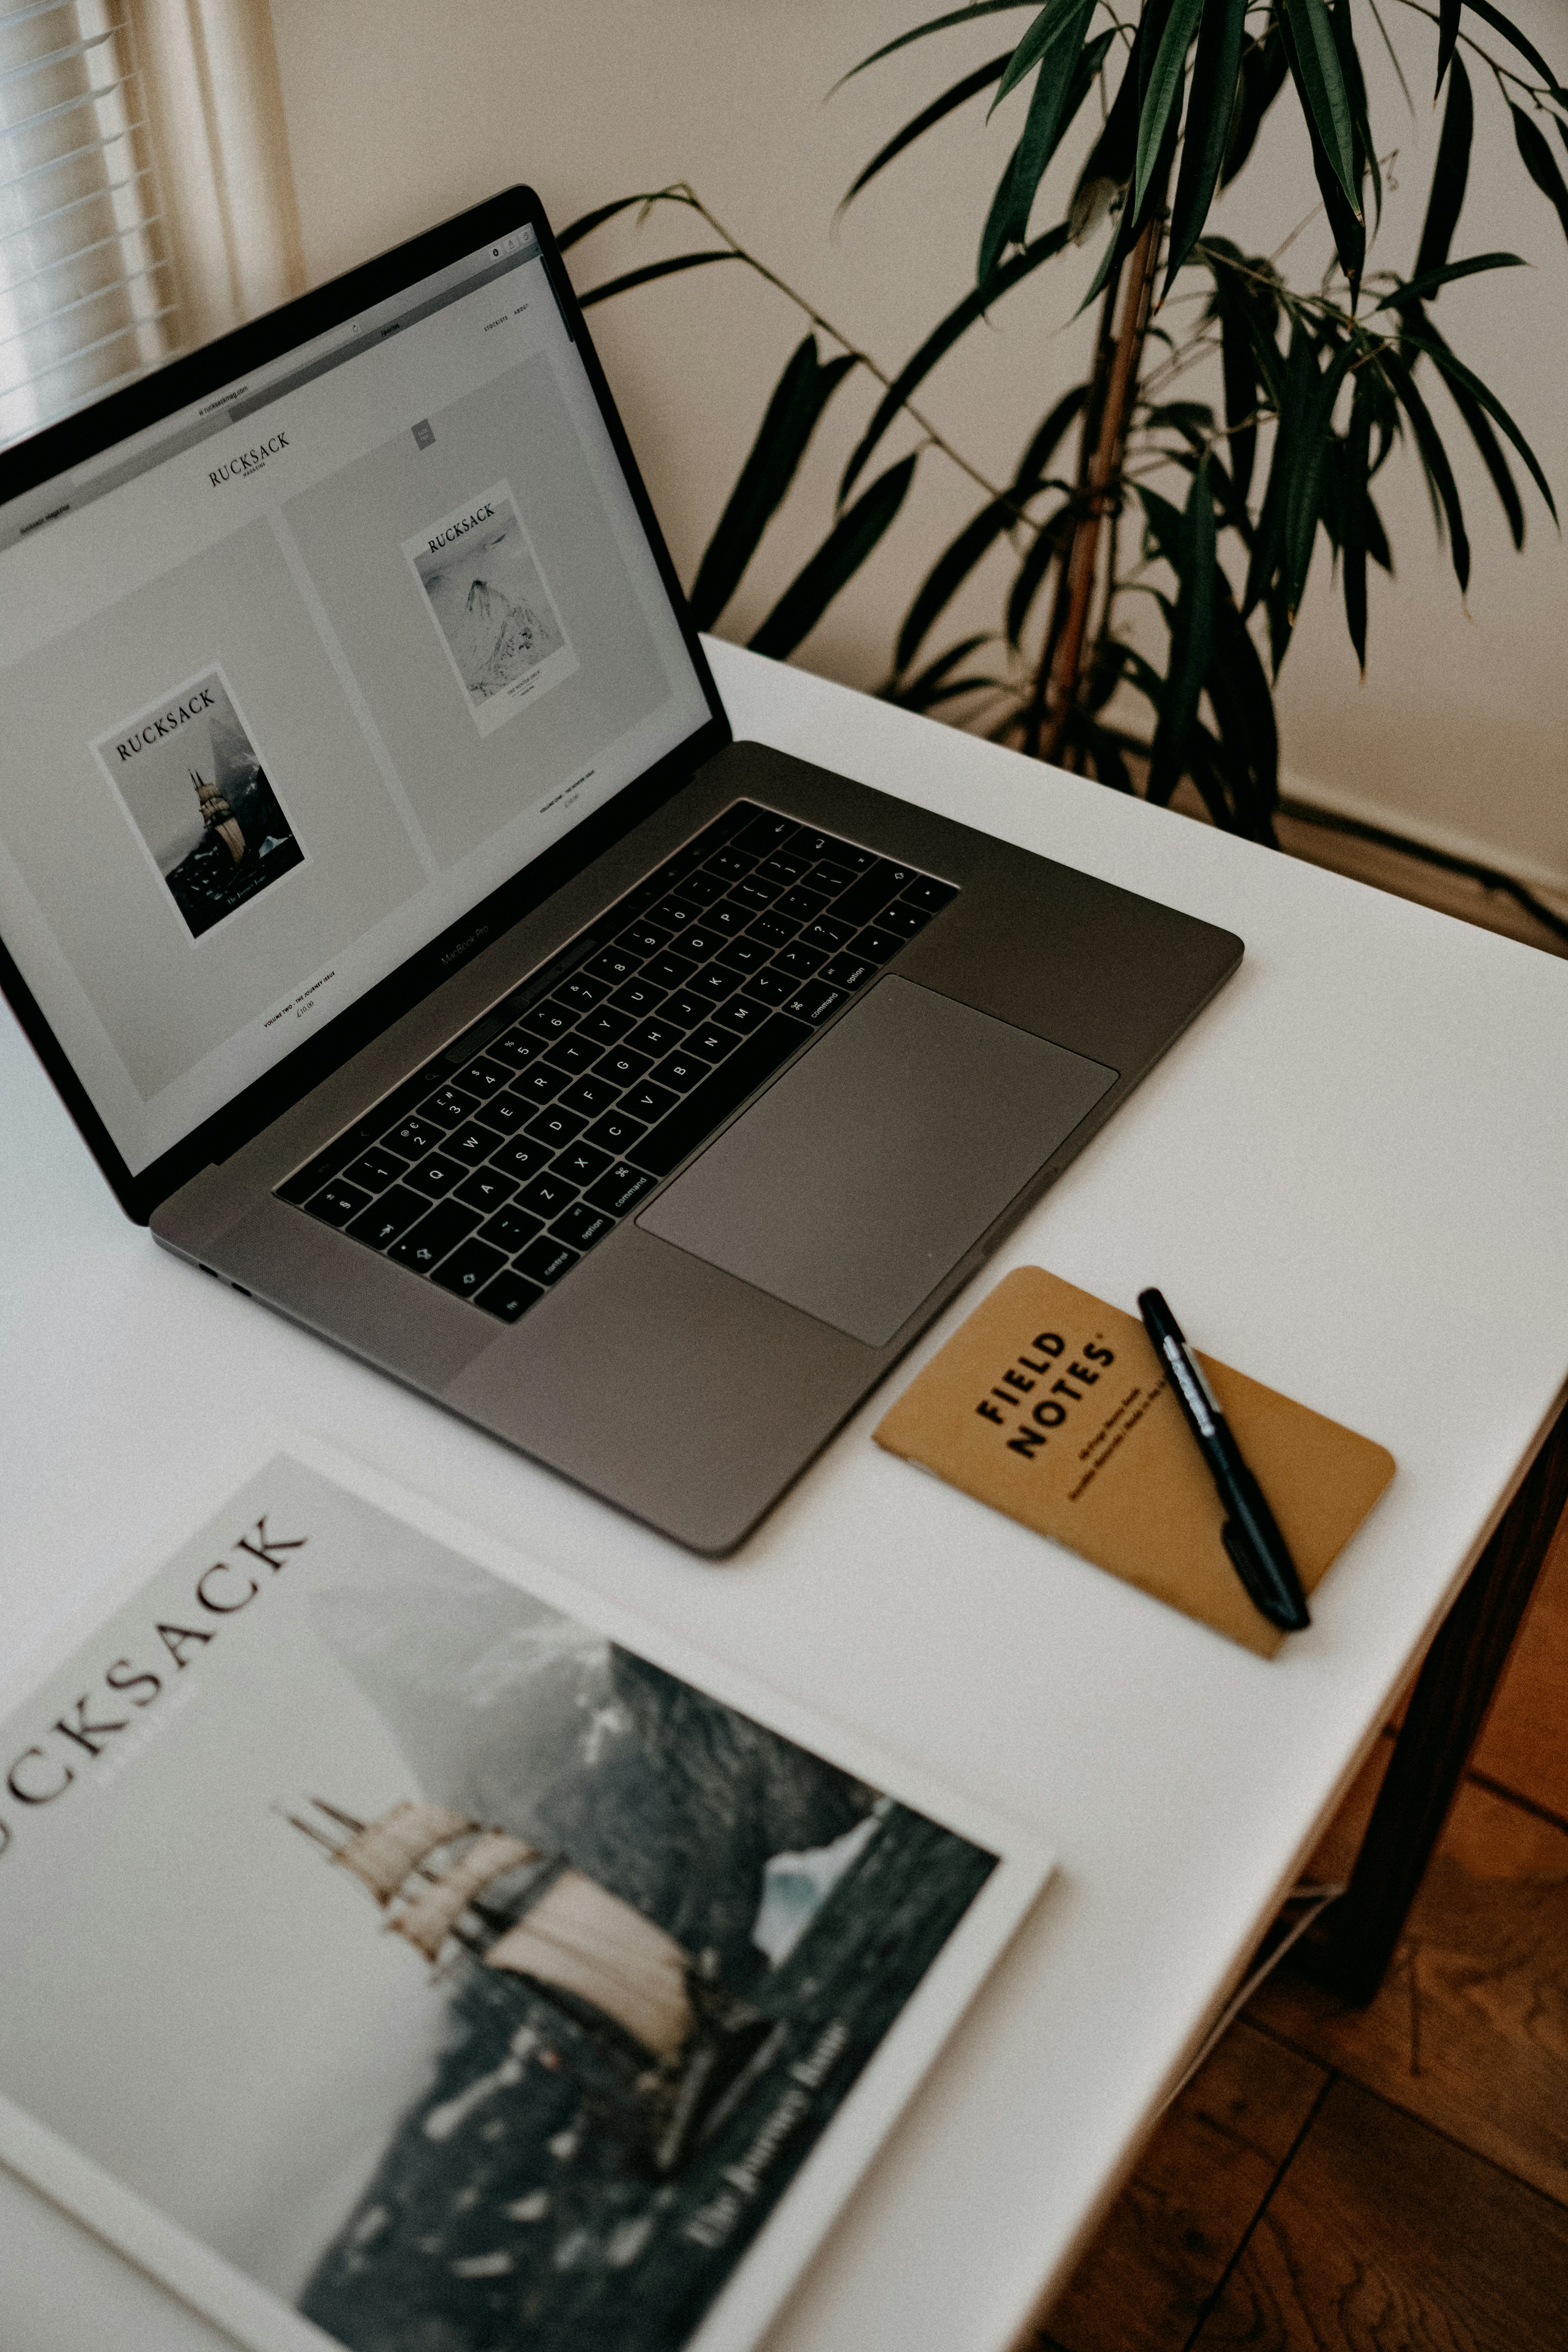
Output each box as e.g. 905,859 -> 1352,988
268,0 -> 1568,885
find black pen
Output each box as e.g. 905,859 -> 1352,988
1137,1289 -> 1311,1633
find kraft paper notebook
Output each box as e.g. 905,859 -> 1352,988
874,1269 -> 1395,1657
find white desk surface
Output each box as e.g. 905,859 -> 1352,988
3,639 -> 1567,2352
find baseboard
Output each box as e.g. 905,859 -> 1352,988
1279,769 -> 1568,909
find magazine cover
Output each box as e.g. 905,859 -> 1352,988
0,1432 -> 1049,2352
91,665 -> 307,941
404,481 -> 578,737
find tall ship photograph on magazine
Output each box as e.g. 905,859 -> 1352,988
0,1433 -> 1049,2352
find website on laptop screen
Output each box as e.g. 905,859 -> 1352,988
0,227 -> 714,1178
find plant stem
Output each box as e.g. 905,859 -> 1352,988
1040,210 -> 1161,763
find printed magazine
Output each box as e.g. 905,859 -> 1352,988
0,1435 -> 1049,2352
405,480 -> 578,737
91,665 -> 307,940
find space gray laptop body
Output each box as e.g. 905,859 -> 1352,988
0,189 -> 1241,1553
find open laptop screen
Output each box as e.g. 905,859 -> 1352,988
0,203 -> 716,1185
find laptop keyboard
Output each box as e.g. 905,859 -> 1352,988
275,801 -> 958,1323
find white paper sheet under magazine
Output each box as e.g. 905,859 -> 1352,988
404,479 -> 578,737
0,1430 -> 1050,2352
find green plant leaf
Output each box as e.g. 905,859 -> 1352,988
1341,379 -> 1371,668
1244,315 -> 1316,617
834,1 -> 1039,93
1078,718 -> 1136,793
1146,460 -> 1216,804
1135,0 -> 1205,225
1006,503 -> 1069,642
981,23 -> 1111,279
689,338 -> 856,632
1512,104 -> 1568,246
1286,334 -> 1359,610
750,454 -> 918,661
1436,0 -> 1461,99
1016,382 -> 1089,481
1278,5 -> 1364,289
838,222 -> 1071,504
1209,586 -> 1279,827
1385,250 -> 1527,309
578,252 -> 733,308
557,195 -> 665,251
896,499 -> 1017,672
1399,325 -> 1558,522
1411,318 -> 1524,548
1165,0 -> 1249,292
990,0 -> 1093,115
1281,0 -> 1361,218
1335,0 -> 1382,237
1414,57 -> 1473,290
1221,20 -> 1289,185
841,53 -> 1013,213
1461,1 -> 1568,104
1378,346 -> 1471,590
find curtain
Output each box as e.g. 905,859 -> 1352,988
0,0 -> 303,449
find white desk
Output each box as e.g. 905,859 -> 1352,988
3,640 -> 1567,2352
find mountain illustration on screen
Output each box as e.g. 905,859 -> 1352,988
417,509 -> 566,706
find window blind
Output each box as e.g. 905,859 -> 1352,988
0,0 -> 180,449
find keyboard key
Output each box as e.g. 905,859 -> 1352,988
877,900 -> 933,937
833,862 -> 912,927
276,1133 -> 363,1206
407,1152 -> 466,1196
343,1144 -> 410,1191
557,1073 -> 619,1118
902,875 -> 959,912
704,899 -> 751,935
483,1028 -> 544,1071
512,1063 -> 571,1105
517,998 -> 579,1042
638,1013 -> 811,1178
423,1084 -> 480,1128
773,885 -> 831,924
516,1235 -> 581,1287
714,935 -> 770,972
641,950 -> 697,992
479,1203 -> 544,1252
648,894 -> 702,931
517,1171 -> 578,1219
619,920 -> 671,958
388,1112 -> 442,1159
788,826 -> 876,869
455,1168 -> 516,1214
389,1200 -> 480,1272
710,994 -> 769,1033
595,1045 -> 652,1088
649,1050 -> 711,1091
740,968 -> 795,1006
586,945 -> 641,985
675,868 -> 727,906
555,1140 -> 613,1187
808,858 -> 858,897
578,1006 -> 634,1047
755,849 -> 811,884
584,1108 -> 648,1156
772,942 -> 826,978
526,1105 -> 587,1150
456,1056 -> 511,1097
746,910 -> 797,950
489,1135 -> 554,1183
688,963 -> 739,1001
446,1123 -> 499,1165
783,983 -> 845,1026
559,972 -> 610,1012
801,915 -> 856,954
854,924 -> 904,964
585,1162 -> 656,1215
553,1201 -> 615,1252
622,1080 -> 679,1124
821,951 -> 876,991
475,1091 -> 530,1134
685,1025 -> 734,1063
542,1033 -> 601,1075
305,1177 -> 372,1228
609,976 -> 665,1018
730,875 -> 781,910
735,811 -> 799,855
624,1017 -> 683,1058
432,1238 -> 508,1300
345,1186 -> 428,1249
475,1268 -> 544,1322
670,924 -> 727,965
702,848 -> 755,881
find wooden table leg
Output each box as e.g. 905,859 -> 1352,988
1298,1393 -> 1568,2006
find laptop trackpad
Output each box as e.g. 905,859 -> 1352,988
636,975 -> 1116,1347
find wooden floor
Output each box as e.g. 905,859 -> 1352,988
1023,825 -> 1568,2352
1026,1511 -> 1568,2352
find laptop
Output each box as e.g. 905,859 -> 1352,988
0,187 -> 1241,1554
